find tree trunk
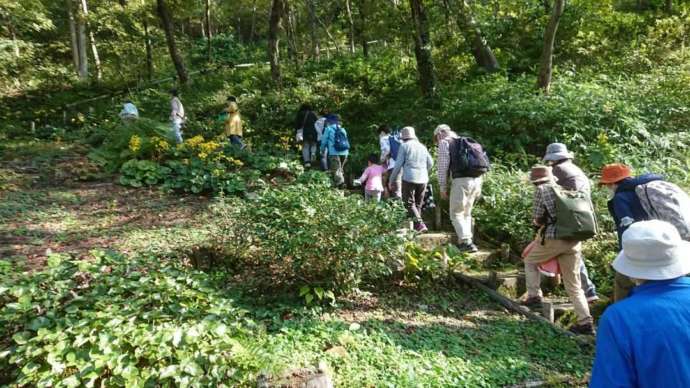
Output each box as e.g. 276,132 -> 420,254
345,0 -> 356,54
67,0 -> 80,74
76,0 -> 89,80
665,0 -> 672,13
143,17 -> 154,80
409,0 -> 436,98
205,0 -> 212,61
307,0 -> 320,59
357,0 -> 369,57
249,0 -> 258,41
8,23 -> 20,58
157,0 -> 188,84
268,0 -> 284,83
80,0 -> 101,81
542,0 -> 550,14
536,0 -> 565,94
284,1 -> 297,60
457,0 -> 500,72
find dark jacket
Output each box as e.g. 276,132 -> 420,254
607,173 -> 664,248
295,110 -> 318,142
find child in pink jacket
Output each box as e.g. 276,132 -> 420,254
354,154 -> 387,202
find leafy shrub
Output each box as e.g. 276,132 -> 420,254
474,164 -> 536,251
119,159 -> 171,187
0,251 -> 260,386
210,184 -> 409,296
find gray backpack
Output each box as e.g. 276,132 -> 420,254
635,180 -> 690,240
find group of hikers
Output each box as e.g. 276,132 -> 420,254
118,89 -> 245,148
294,105 -> 690,386
119,93 -> 690,385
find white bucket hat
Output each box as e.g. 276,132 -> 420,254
613,220 -> 690,281
543,143 -> 574,162
401,126 -> 417,140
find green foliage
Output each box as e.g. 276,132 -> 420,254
0,251 -> 260,386
474,164 -> 536,250
210,184 -> 409,296
119,159 -> 171,187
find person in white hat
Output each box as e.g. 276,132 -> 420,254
543,143 -> 599,303
590,220 -> 690,387
389,126 -> 433,233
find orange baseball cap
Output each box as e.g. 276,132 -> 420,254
600,163 -> 632,184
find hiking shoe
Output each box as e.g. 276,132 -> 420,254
586,293 -> 600,303
521,296 -> 543,309
456,242 -> 479,253
414,222 -> 428,233
569,321 -> 595,336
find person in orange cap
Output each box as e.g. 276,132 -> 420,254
600,163 -> 663,300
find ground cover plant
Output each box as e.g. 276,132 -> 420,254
0,251 -> 594,387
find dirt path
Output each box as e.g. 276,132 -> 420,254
0,140 -> 208,269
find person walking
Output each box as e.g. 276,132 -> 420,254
389,127 -> 433,233
590,220 -> 690,387
543,143 -> 599,302
169,89 -> 185,143
354,153 -> 387,202
320,114 -> 349,187
522,165 -> 594,335
224,99 -> 244,148
294,104 -> 319,167
600,163 -> 663,301
435,124 -> 483,252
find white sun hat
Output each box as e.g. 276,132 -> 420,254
613,220 -> 690,281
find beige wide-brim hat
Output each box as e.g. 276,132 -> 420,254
401,126 -> 417,140
613,220 -> 690,281
529,165 -> 556,184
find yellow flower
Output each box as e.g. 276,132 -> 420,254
129,135 -> 141,153
199,152 -> 208,160
185,135 -> 205,148
153,137 -> 170,153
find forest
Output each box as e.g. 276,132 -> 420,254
1,0 -> 690,386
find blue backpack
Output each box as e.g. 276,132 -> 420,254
388,130 -> 402,159
333,125 -> 350,152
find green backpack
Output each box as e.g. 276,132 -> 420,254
548,184 -> 598,241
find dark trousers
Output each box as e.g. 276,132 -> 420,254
401,180 -> 426,223
229,135 -> 245,149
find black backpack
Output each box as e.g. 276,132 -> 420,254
452,137 -> 490,177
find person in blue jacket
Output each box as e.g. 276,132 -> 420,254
590,220 -> 690,388
599,163 -> 664,301
320,114 -> 349,187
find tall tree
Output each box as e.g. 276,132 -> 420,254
157,0 -> 188,84
80,0 -> 102,81
76,0 -> 89,80
268,0 -> 284,83
409,0 -> 436,97
536,0 -> 565,94
143,15 -> 154,80
665,0 -> 672,13
345,0 -> 356,54
205,0 -> 212,61
307,0 -> 320,59
443,0 -> 500,73
67,0 -> 80,75
356,0 -> 369,57
454,0 -> 500,72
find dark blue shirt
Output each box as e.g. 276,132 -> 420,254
590,277 -> 690,387
607,174 -> 663,248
